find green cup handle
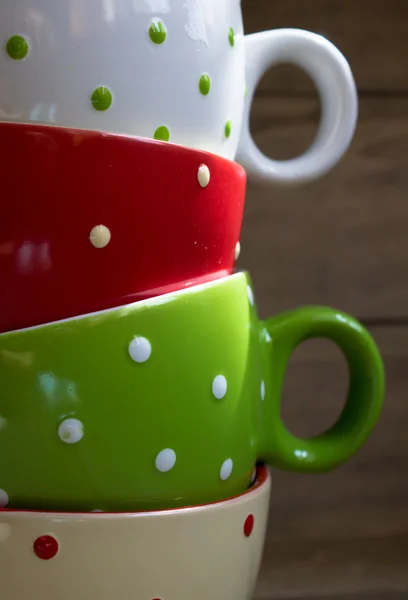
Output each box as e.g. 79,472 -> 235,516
260,306 -> 385,472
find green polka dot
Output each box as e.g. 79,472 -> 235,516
91,86 -> 113,112
228,27 -> 235,47
149,19 -> 167,44
225,120 -> 232,139
199,74 -> 211,96
154,126 -> 170,142
6,35 -> 29,60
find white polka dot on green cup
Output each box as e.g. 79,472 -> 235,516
0,488 -> 9,508
58,418 -> 84,444
220,458 -> 233,480
212,375 -> 227,399
261,380 -> 266,401
128,336 -> 152,363
247,286 -> 254,306
155,449 -> 176,472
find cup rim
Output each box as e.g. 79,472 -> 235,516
1,270 -> 247,336
0,120 -> 246,173
0,465 -> 268,517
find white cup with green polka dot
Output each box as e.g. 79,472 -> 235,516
0,0 -> 356,185
0,272 -> 384,512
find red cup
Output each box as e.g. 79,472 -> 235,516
0,123 -> 246,333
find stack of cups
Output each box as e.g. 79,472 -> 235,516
0,2 -> 385,600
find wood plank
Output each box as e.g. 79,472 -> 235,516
255,537 -> 408,598
252,325 -> 408,598
259,324 -> 408,540
292,596 -> 408,600
239,96 -> 408,320
258,592 -> 408,600
242,0 -> 408,93
264,593 -> 408,600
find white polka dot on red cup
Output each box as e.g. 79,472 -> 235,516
220,458 -> 233,481
234,241 -> 241,261
0,489 -> 9,508
261,380 -> 266,401
212,375 -> 227,399
58,418 -> 84,444
155,449 -> 176,473
197,164 -> 210,188
89,225 -> 111,249
247,286 -> 254,306
128,336 -> 152,363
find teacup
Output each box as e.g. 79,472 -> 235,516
0,0 -> 357,185
0,122 -> 246,333
0,272 -> 385,511
0,466 -> 270,600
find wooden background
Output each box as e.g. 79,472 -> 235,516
239,1 -> 408,598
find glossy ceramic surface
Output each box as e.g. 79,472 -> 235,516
0,273 -> 385,511
0,122 -> 246,333
0,0 -> 357,185
0,466 -> 270,600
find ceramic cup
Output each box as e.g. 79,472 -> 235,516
0,122 -> 246,334
0,0 -> 357,185
0,466 -> 270,600
0,273 -> 385,512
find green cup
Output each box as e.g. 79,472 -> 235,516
0,272 -> 385,511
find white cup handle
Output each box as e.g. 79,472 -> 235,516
237,29 -> 358,186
